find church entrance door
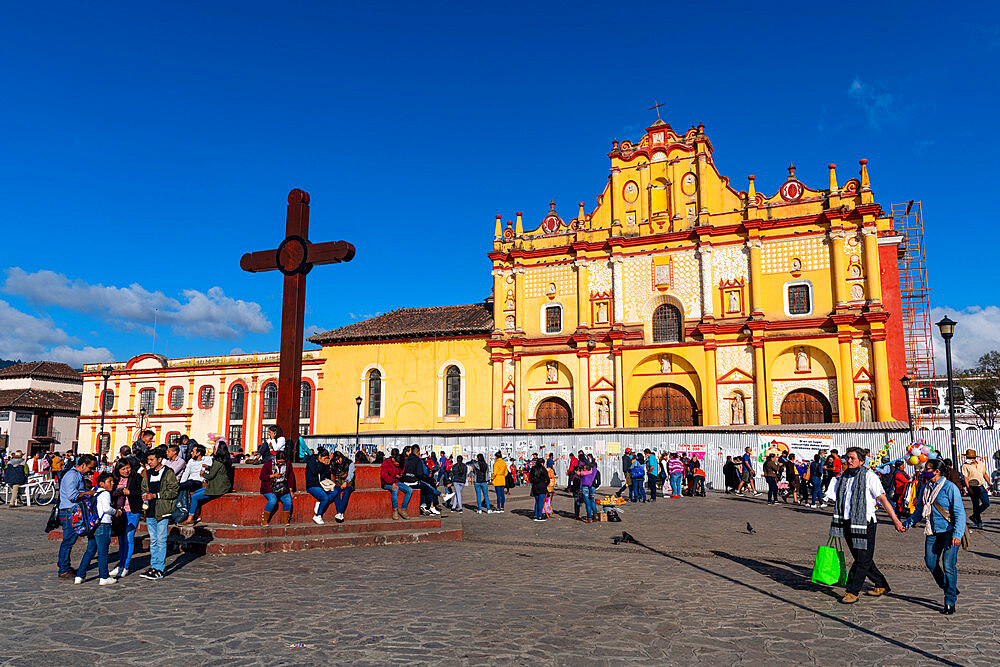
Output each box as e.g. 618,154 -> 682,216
638,384 -> 697,427
780,389 -> 832,424
535,398 -> 572,429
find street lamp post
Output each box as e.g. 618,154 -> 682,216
936,316 -> 958,463
355,396 -> 363,449
99,366 -> 112,454
900,375 -> 914,443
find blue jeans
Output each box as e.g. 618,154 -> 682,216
925,532 -> 960,605
811,478 -> 823,505
494,485 -> 506,509
188,487 -> 209,518
262,492 -> 292,513
633,478 -> 646,501
118,511 -> 141,570
580,485 -> 596,518
77,523 -> 112,579
383,482 -> 413,510
533,493 -> 545,519
307,486 -> 337,515
146,517 -> 169,573
971,486 -> 990,524
627,477 -> 636,501
670,473 -> 683,496
58,509 -> 79,575
647,473 -> 658,501
474,482 -> 490,511
330,486 -> 353,515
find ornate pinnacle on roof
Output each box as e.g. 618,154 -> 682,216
787,162 -> 797,179
828,164 -> 839,192
494,214 -> 502,238
747,175 -> 756,201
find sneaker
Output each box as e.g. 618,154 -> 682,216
140,569 -> 163,580
533,518 -> 542,522
487,509 -> 495,514
119,568 -> 128,578
108,566 -> 120,578
74,576 -> 83,584
428,506 -> 441,515
538,517 -> 546,522
442,492 -> 455,502
99,577 -> 117,586
477,510 -> 483,514
753,492 -> 762,496
334,513 -> 345,523
312,515 -> 325,525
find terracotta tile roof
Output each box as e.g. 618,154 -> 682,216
0,389 -> 82,412
309,303 -> 494,344
0,361 -> 82,382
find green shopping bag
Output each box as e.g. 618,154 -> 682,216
811,537 -> 848,586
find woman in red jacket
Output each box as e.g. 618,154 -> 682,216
259,456 -> 296,525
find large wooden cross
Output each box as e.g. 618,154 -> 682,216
240,188 -> 355,465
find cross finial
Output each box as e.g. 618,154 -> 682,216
648,99 -> 664,121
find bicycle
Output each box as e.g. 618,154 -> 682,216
0,475 -> 57,506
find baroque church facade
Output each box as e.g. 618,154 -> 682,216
78,118 -> 910,452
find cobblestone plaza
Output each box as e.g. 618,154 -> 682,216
2,488 -> 999,665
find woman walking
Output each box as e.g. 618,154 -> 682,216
578,462 -> 598,522
491,451 -> 508,513
763,453 -> 781,505
903,459 -> 967,614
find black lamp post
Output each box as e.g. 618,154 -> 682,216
900,375 -> 914,443
936,316 -> 958,463
98,366 -> 113,454
355,396 -> 363,448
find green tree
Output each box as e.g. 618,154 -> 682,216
959,351 -> 1000,429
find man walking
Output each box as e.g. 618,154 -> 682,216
57,454 -> 98,579
961,450 -> 990,529
904,458 -> 966,614
736,447 -> 760,496
830,447 -> 906,604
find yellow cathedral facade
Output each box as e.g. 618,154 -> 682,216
79,118 -> 910,452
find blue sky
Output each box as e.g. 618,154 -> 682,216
1,1 -> 998,370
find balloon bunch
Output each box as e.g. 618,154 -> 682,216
906,439 -> 935,465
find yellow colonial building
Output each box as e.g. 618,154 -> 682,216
77,118 -> 911,448
309,118 -> 910,433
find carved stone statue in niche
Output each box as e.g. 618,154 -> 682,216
504,359 -> 515,382
796,346 -> 809,372
596,302 -> 608,323
596,399 -> 611,426
546,361 -> 558,383
859,393 -> 874,421
505,315 -> 515,331
505,298 -> 514,311
660,355 -> 671,374
504,401 -> 515,428
731,393 -> 746,425
727,290 -> 740,313
849,264 -> 862,279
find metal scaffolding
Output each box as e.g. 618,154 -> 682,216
892,200 -> 938,429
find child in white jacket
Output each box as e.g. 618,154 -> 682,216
74,472 -> 121,585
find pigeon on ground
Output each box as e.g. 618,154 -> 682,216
620,531 -> 638,544
746,522 -> 756,534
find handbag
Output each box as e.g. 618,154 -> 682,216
933,499 -> 971,551
319,479 -> 337,492
811,537 -> 848,586
44,504 -> 61,533
504,472 -> 515,489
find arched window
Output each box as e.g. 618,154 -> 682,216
168,386 -> 184,410
199,385 -> 215,409
367,369 -> 382,418
228,384 -> 245,450
139,388 -> 156,414
652,304 -> 682,343
445,365 -> 461,416
229,385 -> 244,421
262,382 -> 278,420
300,381 -> 312,420
101,389 -> 114,413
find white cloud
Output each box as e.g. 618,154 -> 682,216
0,299 -> 112,366
4,268 -> 271,340
930,305 -> 1000,372
847,77 -> 896,129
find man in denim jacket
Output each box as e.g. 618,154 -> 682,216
904,458 -> 967,615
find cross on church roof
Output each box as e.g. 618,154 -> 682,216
648,100 -> 665,121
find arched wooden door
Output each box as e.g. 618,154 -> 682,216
780,389 -> 832,424
536,398 -> 572,429
638,384 -> 697,427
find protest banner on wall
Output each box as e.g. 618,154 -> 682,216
757,433 -> 834,462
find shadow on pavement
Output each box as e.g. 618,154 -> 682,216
628,537 -> 961,666
711,550 -> 836,596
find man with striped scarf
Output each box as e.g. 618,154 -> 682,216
830,447 -> 906,604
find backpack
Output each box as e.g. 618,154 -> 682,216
630,463 -> 645,478
70,491 -> 100,536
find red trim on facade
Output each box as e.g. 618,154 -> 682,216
879,241 -> 907,421
167,385 -> 185,411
